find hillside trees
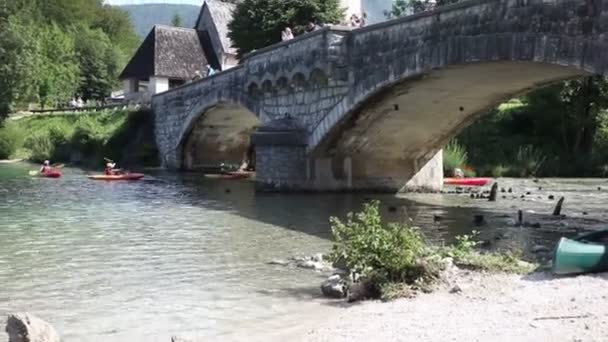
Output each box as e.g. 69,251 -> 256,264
0,0 -> 139,121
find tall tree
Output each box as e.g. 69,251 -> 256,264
73,26 -> 121,101
228,0 -> 344,57
171,13 -> 182,27
93,5 -> 140,58
36,23 -> 80,108
0,15 -> 39,119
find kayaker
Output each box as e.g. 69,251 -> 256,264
238,159 -> 249,172
104,160 -> 117,175
40,160 -> 52,174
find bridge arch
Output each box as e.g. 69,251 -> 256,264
178,101 -> 260,171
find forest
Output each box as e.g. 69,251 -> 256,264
0,0 -> 140,120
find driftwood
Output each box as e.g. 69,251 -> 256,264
553,197 -> 565,216
533,314 -> 590,321
488,183 -> 498,202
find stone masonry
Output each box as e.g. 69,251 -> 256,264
152,0 -> 608,192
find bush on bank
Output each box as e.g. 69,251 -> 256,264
0,124 -> 23,159
328,201 -> 534,300
0,109 -> 158,166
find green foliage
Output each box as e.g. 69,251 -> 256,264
329,204 -> 535,301
0,0 -> 138,122
0,124 -> 22,159
439,232 -> 534,274
443,140 -> 468,175
490,164 -> 510,178
384,0 -> 411,18
73,25 -> 123,101
514,145 -> 546,177
384,0 -> 461,18
329,201 -> 443,299
441,232 -> 479,260
36,23 -> 80,108
7,109 -> 158,166
93,5 -> 140,56
228,0 -> 345,57
0,15 -> 39,119
24,133 -> 54,163
171,13 -> 183,27
458,76 -> 608,177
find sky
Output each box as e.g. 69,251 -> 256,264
104,0 -> 203,5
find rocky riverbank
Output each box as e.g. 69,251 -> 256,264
305,268 -> 608,342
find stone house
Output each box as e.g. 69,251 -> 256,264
195,0 -> 238,70
119,1 -> 236,102
119,25 -> 220,103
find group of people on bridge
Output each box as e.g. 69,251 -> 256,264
281,12 -> 368,42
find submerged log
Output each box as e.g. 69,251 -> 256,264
488,183 -> 498,202
518,210 -> 523,226
553,197 -> 565,216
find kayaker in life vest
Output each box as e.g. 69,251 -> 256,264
40,160 -> 52,174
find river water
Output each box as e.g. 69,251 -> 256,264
1,162 -> 607,341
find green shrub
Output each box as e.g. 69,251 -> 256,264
443,140 -> 468,175
24,133 -> 54,163
514,145 -> 546,177
440,232 -> 534,274
328,203 -> 535,301
329,201 -> 442,298
0,125 -> 23,159
490,164 -> 510,178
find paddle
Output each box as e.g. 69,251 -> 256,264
28,170 -> 39,176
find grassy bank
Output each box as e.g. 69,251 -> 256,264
0,109 -> 158,167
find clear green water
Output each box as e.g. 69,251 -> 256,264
1,162 -> 606,341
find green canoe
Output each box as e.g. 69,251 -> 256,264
552,231 -> 608,275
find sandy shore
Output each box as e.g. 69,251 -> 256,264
304,269 -> 608,342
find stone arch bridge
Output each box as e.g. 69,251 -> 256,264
152,0 -> 608,192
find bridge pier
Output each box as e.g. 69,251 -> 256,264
253,148 -> 443,192
252,119 -> 443,192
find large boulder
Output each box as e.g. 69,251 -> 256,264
321,274 -> 348,299
5,313 -> 60,342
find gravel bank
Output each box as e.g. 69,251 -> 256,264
305,270 -> 608,342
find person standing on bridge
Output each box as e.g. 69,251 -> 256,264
281,27 -> 294,41
306,21 -> 320,33
360,12 -> 368,28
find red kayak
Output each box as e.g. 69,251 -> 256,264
226,171 -> 254,179
40,170 -> 62,178
88,173 -> 144,181
444,177 -> 489,186
205,171 -> 254,180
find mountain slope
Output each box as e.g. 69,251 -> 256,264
120,4 -> 201,38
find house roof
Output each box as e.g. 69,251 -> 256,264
120,25 -> 220,80
194,0 -> 237,56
